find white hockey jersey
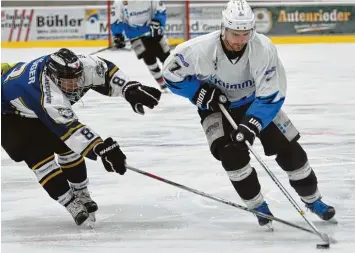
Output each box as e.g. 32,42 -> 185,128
2,54 -> 130,160
110,0 -> 167,39
162,31 -> 287,129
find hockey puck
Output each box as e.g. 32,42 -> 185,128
316,243 -> 330,249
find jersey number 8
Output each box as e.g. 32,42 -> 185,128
80,128 -> 95,140
111,76 -> 126,87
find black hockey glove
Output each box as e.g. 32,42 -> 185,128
94,138 -> 127,175
113,34 -> 126,49
149,19 -> 162,37
123,81 -> 161,115
231,116 -> 263,150
192,83 -> 229,111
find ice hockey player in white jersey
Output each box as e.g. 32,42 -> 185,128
111,0 -> 171,91
1,48 -> 161,226
163,0 -> 335,227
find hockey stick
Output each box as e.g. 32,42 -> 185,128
126,164 -> 333,243
89,32 -> 151,55
89,46 -> 115,55
218,103 -> 335,244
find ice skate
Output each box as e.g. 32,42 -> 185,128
74,187 -> 98,223
305,198 -> 336,223
254,201 -> 274,230
66,197 -> 89,226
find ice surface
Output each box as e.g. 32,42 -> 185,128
1,44 -> 355,252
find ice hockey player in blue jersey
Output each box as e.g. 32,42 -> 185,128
1,48 -> 161,226
111,0 -> 170,91
162,0 -> 335,227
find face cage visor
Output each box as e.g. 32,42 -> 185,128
53,74 -> 86,102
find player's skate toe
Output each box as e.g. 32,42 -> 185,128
66,197 -> 90,226
84,201 -> 98,213
75,210 -> 90,226
305,199 -> 335,221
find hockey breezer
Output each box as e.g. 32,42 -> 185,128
1,48 -> 161,227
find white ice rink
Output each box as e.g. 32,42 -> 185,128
1,43 -> 355,253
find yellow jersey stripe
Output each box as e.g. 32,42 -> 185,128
81,138 -> 102,157
60,124 -> 84,141
109,66 -> 118,78
60,156 -> 84,169
40,170 -> 63,186
32,155 -> 55,170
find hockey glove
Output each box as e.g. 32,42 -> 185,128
149,19 -> 162,37
113,34 -> 126,49
123,81 -> 161,115
192,83 -> 228,111
94,138 -> 127,175
231,116 -> 263,150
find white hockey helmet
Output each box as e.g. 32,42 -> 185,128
222,0 -> 255,31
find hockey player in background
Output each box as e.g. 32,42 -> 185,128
110,0 -> 170,91
1,48 -> 161,226
162,0 -> 336,227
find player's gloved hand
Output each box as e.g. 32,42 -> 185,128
231,116 -> 262,150
94,138 -> 127,175
113,34 -> 126,49
149,19 -> 162,37
123,81 -> 161,115
192,82 -> 229,111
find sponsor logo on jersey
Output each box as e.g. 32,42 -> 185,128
28,57 -> 45,85
264,66 -> 276,75
175,53 -> 189,67
58,108 -> 74,119
44,77 -> 52,104
95,62 -> 105,78
212,56 -> 218,70
264,66 -> 276,81
130,8 -> 150,17
210,76 -> 255,90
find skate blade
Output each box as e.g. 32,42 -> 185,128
89,212 -> 96,222
265,222 -> 274,232
327,217 -> 338,224
83,219 -> 95,229
82,213 -> 96,229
